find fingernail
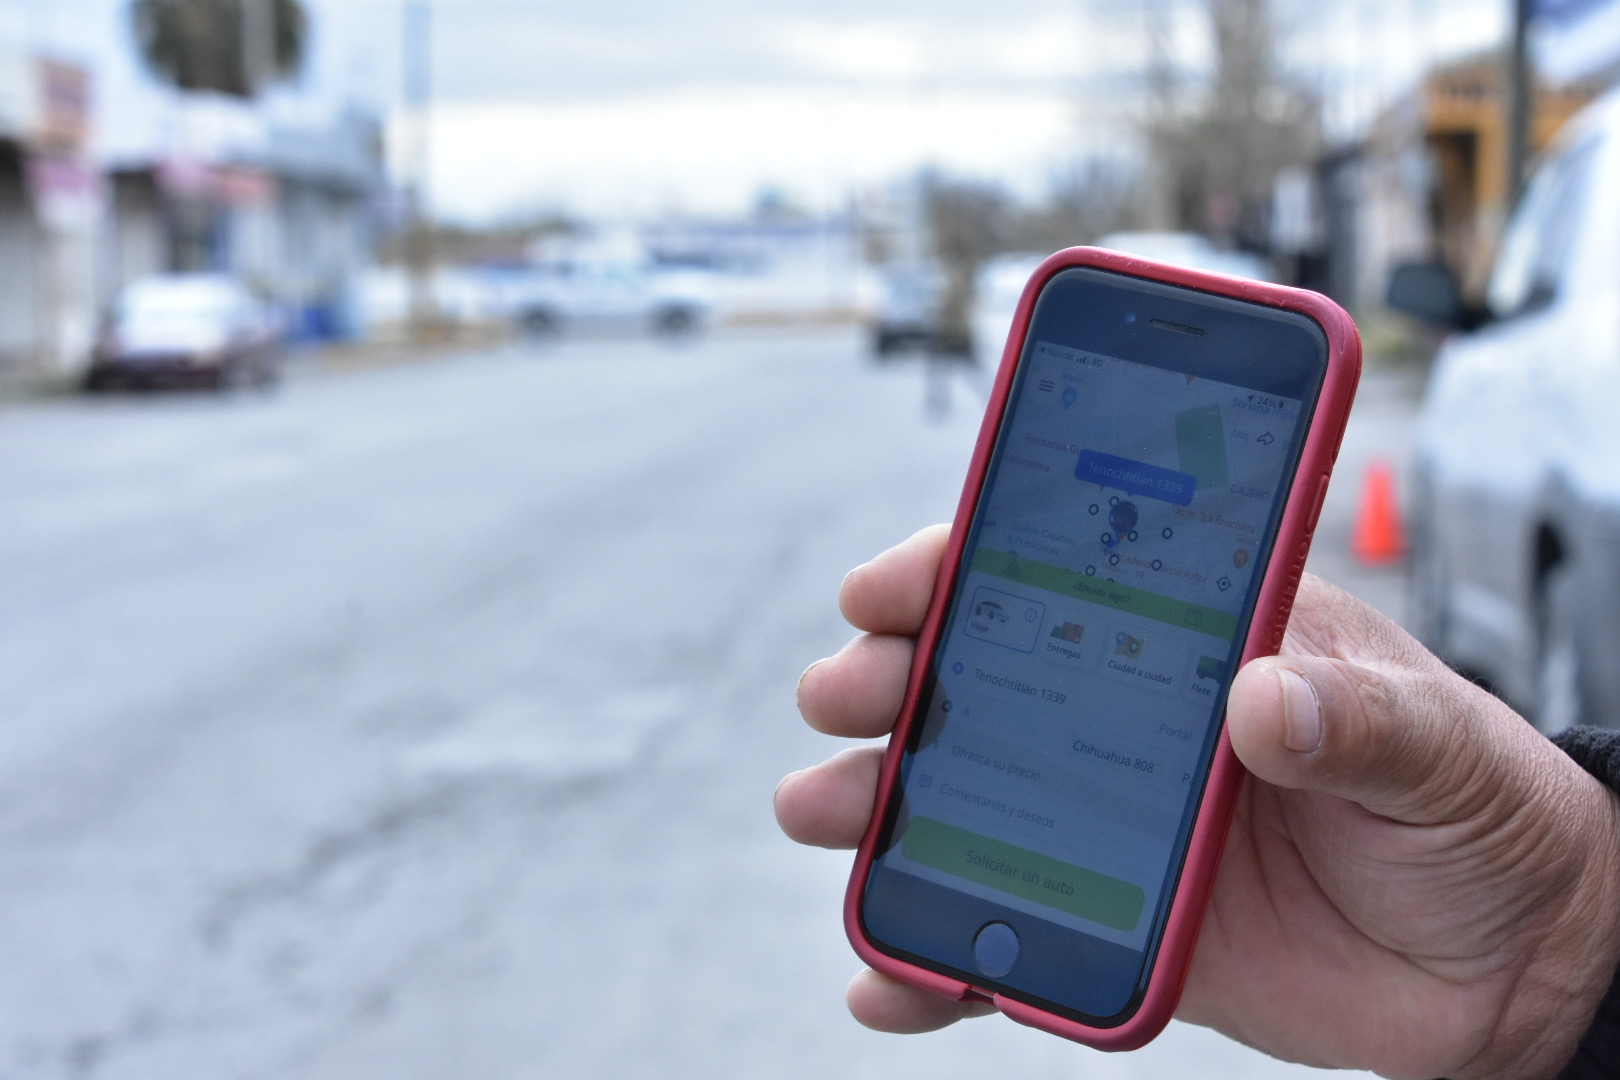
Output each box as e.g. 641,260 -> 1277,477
1278,668 -> 1322,753
796,658 -> 829,708
773,769 -> 802,803
798,657 -> 828,685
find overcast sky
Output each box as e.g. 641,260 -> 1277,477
10,0 -> 1509,224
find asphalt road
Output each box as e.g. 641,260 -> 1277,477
0,329 -> 1412,1079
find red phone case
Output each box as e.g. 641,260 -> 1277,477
843,246 -> 1362,1051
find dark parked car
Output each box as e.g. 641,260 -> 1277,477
86,274 -> 283,391
870,259 -> 951,356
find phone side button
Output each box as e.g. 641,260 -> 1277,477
972,922 -> 1020,978
1304,473 -> 1331,537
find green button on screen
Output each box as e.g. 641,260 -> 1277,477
901,817 -> 1145,932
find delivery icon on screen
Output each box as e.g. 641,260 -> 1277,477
1051,621 -> 1085,644
1114,632 -> 1145,660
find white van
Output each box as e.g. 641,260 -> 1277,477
1389,87 -> 1620,732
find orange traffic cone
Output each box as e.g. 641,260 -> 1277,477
1351,460 -> 1406,565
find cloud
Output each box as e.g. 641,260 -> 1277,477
774,22 -> 928,81
338,0 -> 1511,219
407,84 -> 1094,222
325,1 -> 1132,103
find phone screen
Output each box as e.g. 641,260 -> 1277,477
859,266 -> 1328,1023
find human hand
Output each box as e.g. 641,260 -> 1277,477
775,525 -> 1620,1079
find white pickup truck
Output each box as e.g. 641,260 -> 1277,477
500,261 -> 714,340
1388,86 -> 1620,733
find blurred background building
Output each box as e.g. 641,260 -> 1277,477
0,0 -> 1613,380
0,0 -> 387,382
0,47 -> 96,374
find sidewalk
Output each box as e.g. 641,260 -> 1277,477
0,366 -> 78,405
0,335 -> 488,404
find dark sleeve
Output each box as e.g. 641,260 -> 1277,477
1554,727 -> 1620,793
1554,727 -> 1620,1080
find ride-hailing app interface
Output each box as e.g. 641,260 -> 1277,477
869,328 -> 1307,997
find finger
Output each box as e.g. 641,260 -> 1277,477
840,524 -> 951,635
1226,649 -> 1543,826
1277,573 -> 1415,663
774,746 -> 884,849
847,968 -> 997,1033
798,634 -> 914,739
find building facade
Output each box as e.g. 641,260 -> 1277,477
100,107 -> 383,347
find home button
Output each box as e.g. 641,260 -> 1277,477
972,921 -> 1020,978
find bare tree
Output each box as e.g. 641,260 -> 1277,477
922,176 -> 1007,356
1141,0 -> 1318,249
1008,159 -> 1145,251
917,159 -> 1145,355
131,0 -> 308,98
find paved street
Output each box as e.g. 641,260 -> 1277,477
0,328 -> 1411,1079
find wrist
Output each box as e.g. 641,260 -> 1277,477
1458,775 -> 1620,1080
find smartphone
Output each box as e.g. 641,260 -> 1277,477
845,247 -> 1360,1050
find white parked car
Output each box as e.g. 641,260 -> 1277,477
502,261 -> 713,340
1389,86 -> 1620,732
1095,231 -> 1273,282
86,274 -> 284,391
970,251 -> 1050,364
967,241 -> 1271,366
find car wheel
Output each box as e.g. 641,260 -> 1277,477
213,358 -> 247,392
654,306 -> 696,338
1534,563 -> 1584,735
1406,506 -> 1449,653
520,309 -> 560,339
929,328 -> 974,358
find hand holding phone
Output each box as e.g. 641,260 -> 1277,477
845,247 -> 1359,1048
783,532 -> 1620,1077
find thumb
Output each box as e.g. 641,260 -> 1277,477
1226,653 -> 1537,825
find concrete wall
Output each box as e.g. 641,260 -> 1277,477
101,171 -> 165,303
0,147 -> 40,370
270,179 -> 368,337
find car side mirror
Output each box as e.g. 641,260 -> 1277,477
1386,261 -> 1475,330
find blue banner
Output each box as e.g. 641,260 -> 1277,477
1075,450 -> 1197,506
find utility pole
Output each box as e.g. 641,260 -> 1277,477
1506,0 -> 1534,210
1138,0 -> 1179,231
240,0 -> 274,293
403,0 -> 436,343
241,0 -> 274,96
